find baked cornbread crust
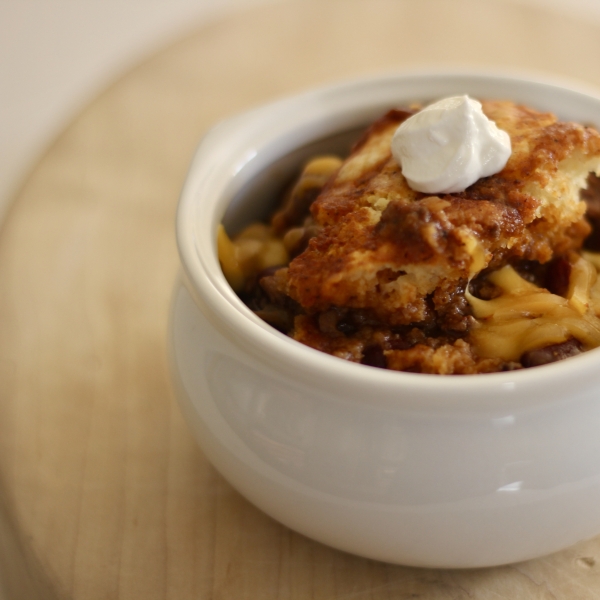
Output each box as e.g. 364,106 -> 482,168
283,102 -> 600,328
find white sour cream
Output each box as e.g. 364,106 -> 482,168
391,95 -> 511,194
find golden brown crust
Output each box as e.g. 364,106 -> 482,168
290,313 -> 507,374
283,101 -> 600,326
384,340 -> 505,375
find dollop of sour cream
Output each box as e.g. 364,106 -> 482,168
391,95 -> 512,194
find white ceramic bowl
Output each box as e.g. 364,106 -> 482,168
170,71 -> 600,568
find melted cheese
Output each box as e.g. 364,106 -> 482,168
466,261 -> 600,361
217,224 -> 288,292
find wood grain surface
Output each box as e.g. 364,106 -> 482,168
2,0 -> 600,598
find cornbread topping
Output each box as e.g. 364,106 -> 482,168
218,98 -> 600,374
391,96 -> 511,194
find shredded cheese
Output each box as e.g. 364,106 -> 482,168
217,223 -> 288,292
466,261 -> 600,361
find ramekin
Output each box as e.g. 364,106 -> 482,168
170,71 -> 600,567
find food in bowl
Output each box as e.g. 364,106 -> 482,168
218,97 -> 600,374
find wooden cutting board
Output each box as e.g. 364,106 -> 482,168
2,0 -> 600,598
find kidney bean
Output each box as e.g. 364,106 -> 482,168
582,173 -> 600,251
389,338 -> 413,350
521,338 -> 582,368
361,345 -> 387,369
545,257 -> 571,297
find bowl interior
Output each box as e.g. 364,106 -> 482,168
222,126 -> 365,235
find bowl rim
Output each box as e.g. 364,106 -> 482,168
176,69 -> 600,410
